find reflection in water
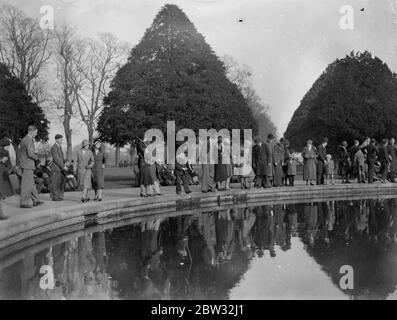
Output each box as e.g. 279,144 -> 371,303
1,198 -> 397,300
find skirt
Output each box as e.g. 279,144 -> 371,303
92,168 -> 105,190
140,165 -> 155,186
214,164 -> 228,182
78,169 -> 92,190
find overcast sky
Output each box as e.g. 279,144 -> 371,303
2,0 -> 395,138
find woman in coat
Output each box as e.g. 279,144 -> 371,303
74,140 -> 95,202
137,139 -> 155,197
0,148 -> 10,220
214,139 -> 229,190
302,139 -> 317,185
91,139 -> 106,201
0,137 -> 14,199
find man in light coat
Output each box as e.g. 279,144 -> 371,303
19,125 -> 43,208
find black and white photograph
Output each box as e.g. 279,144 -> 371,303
0,0 -> 396,305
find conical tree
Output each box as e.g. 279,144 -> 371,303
284,51 -> 397,151
99,4 -> 257,145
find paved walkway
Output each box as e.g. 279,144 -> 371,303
1,179 -> 394,219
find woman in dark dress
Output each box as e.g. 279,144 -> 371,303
214,140 -> 229,190
91,139 -> 106,201
137,139 -> 155,197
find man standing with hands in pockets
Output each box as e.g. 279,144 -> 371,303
19,125 -> 44,208
50,134 -> 69,201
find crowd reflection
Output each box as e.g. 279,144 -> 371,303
1,198 -> 397,300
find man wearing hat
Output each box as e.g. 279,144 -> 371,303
50,134 -> 68,201
19,125 -> 43,208
316,137 -> 328,185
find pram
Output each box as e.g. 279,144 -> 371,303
158,164 -> 175,186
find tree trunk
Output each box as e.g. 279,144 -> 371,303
63,113 -> 73,161
87,123 -> 94,145
115,146 -> 120,166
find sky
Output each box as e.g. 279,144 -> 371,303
1,0 -> 396,139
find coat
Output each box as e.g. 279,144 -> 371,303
287,158 -> 298,176
302,145 -> 317,180
51,143 -> 65,172
92,149 -> 106,189
73,149 -> 95,190
354,150 -> 365,167
252,143 -> 272,177
378,145 -> 390,164
364,144 -> 378,162
325,159 -> 335,174
0,147 -> 14,199
19,134 -> 38,170
388,144 -> 397,173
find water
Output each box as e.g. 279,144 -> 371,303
1,198 -> 397,300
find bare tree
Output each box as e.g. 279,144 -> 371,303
53,25 -> 82,160
222,54 -> 277,137
0,5 -> 52,102
73,33 -> 129,143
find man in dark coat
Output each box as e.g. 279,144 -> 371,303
387,137 -> 397,182
378,138 -> 391,183
316,137 -> 328,185
252,137 -> 272,188
364,139 -> 378,183
338,141 -> 350,183
266,134 -> 275,187
19,125 -> 43,208
348,139 -> 360,180
272,139 -> 285,187
50,134 -> 67,201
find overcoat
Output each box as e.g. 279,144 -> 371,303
302,145 -> 317,180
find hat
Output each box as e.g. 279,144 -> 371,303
0,137 -> 10,147
82,140 -> 89,147
93,138 -> 102,145
55,134 -> 63,140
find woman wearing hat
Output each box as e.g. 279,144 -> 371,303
137,139 -> 156,197
302,139 -> 317,185
91,139 -> 106,201
73,140 -> 95,202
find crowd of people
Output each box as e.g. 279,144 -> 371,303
0,126 -> 107,220
2,125 -> 397,220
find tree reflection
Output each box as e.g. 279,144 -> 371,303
1,198 -> 397,299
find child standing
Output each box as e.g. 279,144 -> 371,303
325,154 -> 335,185
286,149 -> 298,186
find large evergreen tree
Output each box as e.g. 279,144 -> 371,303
98,4 -> 257,145
0,63 -> 49,152
284,51 -> 397,152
